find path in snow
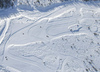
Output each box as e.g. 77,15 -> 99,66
0,2 -> 100,72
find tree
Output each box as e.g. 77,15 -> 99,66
0,0 -> 15,8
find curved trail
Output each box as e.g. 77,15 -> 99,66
1,2 -> 100,72
0,5 -> 71,72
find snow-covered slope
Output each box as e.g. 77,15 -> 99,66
0,1 -> 100,72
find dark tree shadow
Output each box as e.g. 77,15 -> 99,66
35,1 -> 100,12
0,7 -> 19,19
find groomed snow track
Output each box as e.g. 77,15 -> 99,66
0,2 -> 100,72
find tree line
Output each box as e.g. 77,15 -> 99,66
0,0 -> 98,9
0,0 -> 15,8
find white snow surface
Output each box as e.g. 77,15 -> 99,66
0,1 -> 100,72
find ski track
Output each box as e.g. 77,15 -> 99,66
0,5 -> 71,72
0,2 -> 100,72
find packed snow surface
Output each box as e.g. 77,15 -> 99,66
0,2 -> 100,72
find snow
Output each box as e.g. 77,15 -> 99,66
0,1 -> 100,72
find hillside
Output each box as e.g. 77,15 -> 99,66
0,1 -> 100,72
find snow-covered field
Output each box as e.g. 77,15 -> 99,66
0,1 -> 100,72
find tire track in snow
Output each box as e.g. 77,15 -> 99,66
4,5 -> 73,47
1,5 -> 70,67
0,15 -> 23,62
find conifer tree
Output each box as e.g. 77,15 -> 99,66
0,0 -> 14,8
